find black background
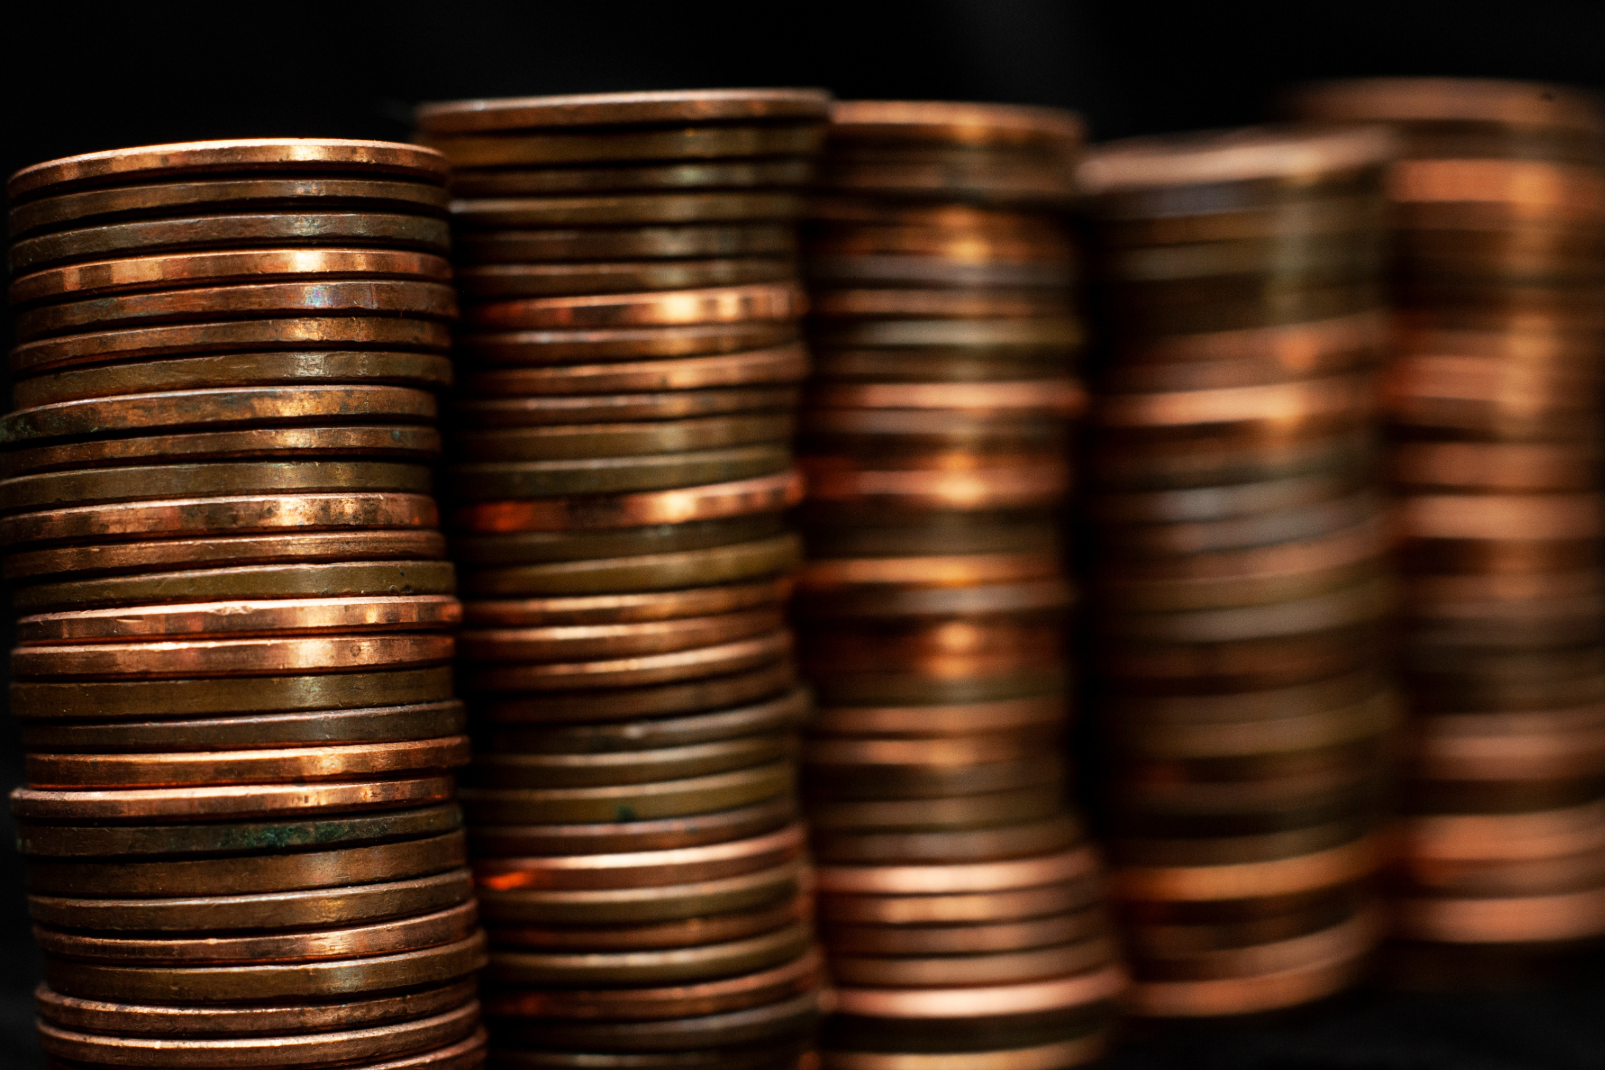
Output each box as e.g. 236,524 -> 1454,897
6,2 -> 1605,1066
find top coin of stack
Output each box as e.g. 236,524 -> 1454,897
1292,79 -> 1605,972
5,140 -> 486,1068
1075,125 -> 1400,1017
794,102 -> 1125,1070
416,90 -> 833,1070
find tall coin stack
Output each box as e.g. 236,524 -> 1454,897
1075,127 -> 1400,1016
3,141 -> 486,1067
1291,80 -> 1605,971
413,91 -> 833,1070
794,102 -> 1126,1069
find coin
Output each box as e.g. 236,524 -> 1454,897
459,762 -> 793,826
465,282 -> 805,331
416,89 -> 831,134
451,470 -> 802,533
470,796 -> 798,858
452,414 -> 793,462
474,857 -> 806,926
451,192 -> 804,228
463,579 -> 788,626
830,965 -> 1126,1020
457,224 -> 797,266
479,659 -> 797,724
11,775 -> 458,822
15,594 -> 461,642
447,444 -> 791,499
474,825 -> 806,892
25,736 -> 469,787
13,632 -> 453,679
819,1035 -> 1107,1070
453,515 -> 789,567
418,125 -> 825,168
456,258 -> 797,299
469,735 -> 790,789
447,159 -> 815,198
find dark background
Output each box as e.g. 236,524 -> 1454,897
6,2 -> 1605,1066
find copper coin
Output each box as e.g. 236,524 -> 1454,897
1126,938 -> 1371,1017
11,214 -> 453,275
474,825 -> 806,892
819,1035 -> 1107,1070
830,937 -> 1118,988
454,388 -> 802,429
474,856 -> 805,926
806,255 -> 1074,291
1097,577 -> 1392,644
470,796 -> 797,858
457,224 -> 797,266
801,459 -> 1071,511
459,323 -> 797,369
13,633 -> 452,679
794,577 -> 1072,621
451,191 -> 803,227
33,977 -> 476,1036
805,786 -> 1066,834
447,444 -> 790,500
469,735 -> 790,789
463,629 -> 791,692
818,156 -> 1077,205
1116,835 -> 1382,903
811,817 -> 1083,866
807,671 -> 1070,710
479,659 -> 797,725
454,514 -> 789,567
452,415 -> 793,462
815,847 -> 1099,897
1288,77 -> 1605,134
1392,884 -> 1605,944
1095,493 -> 1382,559
814,873 -> 1105,928
460,347 -> 805,395
459,761 -> 793,826
416,90 -> 831,133
1087,427 -> 1377,492
18,699 -> 466,753
810,288 -> 1073,321
1402,800 -> 1605,863
11,560 -> 456,614
831,965 -> 1126,1020
829,100 -> 1083,147
809,379 -> 1084,414
1113,818 -> 1377,868
1393,442 -> 1599,492
15,594 -> 460,643
1111,689 -> 1396,759
461,607 -> 782,663
1078,124 -> 1394,199
1088,471 -> 1367,525
43,931 -> 488,1003
418,125 -> 825,168
447,158 -> 815,197
0,425 -> 443,480
809,694 -> 1066,737
12,247 -> 451,306
489,989 -> 821,1053
463,579 -> 788,627
2,383 -> 437,445
36,1000 -> 480,1067
11,316 -> 453,378
484,946 -> 820,1023
36,899 -> 478,965
25,736 -> 469,787
28,868 -> 474,934
466,282 -> 804,331
485,1046 -> 808,1070
1409,706 -> 1605,782
11,665 -> 455,720
452,470 -> 801,534
11,775 -> 456,822
458,258 -> 796,299
26,829 -> 470,898
487,893 -> 808,952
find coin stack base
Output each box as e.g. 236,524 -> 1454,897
5,139 -> 486,1066
1076,125 -> 1401,1016
416,89 -> 833,1068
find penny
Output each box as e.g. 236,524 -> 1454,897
794,580 -> 1072,621
35,1000 -> 480,1067
807,255 -> 1074,290
1110,690 -> 1396,759
11,560 -> 456,614
1126,938 -> 1371,1017
463,629 -> 791,692
478,659 -> 797,724
0,425 -> 444,480
800,459 -> 1070,511
484,947 -> 821,1022
454,515 -> 790,567
486,1047 -> 808,1070
446,443 -> 790,499
810,288 -> 1073,321
809,379 -> 1084,414
471,796 -> 797,858
452,191 -> 804,227
43,931 -> 488,1003
10,213 -> 453,274
16,595 -> 459,643
830,965 -> 1126,1020
804,731 -> 1053,769
12,247 -> 452,306
11,316 -> 453,377
456,257 -> 797,299
823,907 -> 1105,960
459,761 -> 792,826
816,847 -> 1100,896
11,775 -> 457,822
829,100 -> 1084,147
447,158 -> 816,197
819,1035 -> 1108,1070
25,735 -> 469,787
491,989 -> 821,1052
457,224 -> 798,266
451,470 -> 801,532
458,348 -> 807,403
1403,800 -> 1605,862
16,803 -> 464,858
10,664 -> 454,719
1117,834 -> 1382,903
830,938 -> 1118,988
809,695 -> 1066,737
463,579 -> 788,626
460,608 -> 782,663
33,977 -> 476,1036
1392,885 -> 1605,944
452,414 -> 793,462
474,825 -> 806,892
487,894 -> 808,952
806,786 -> 1066,834
811,817 -> 1083,866
808,670 -> 1070,709
1095,493 -> 1383,559
1289,77 -> 1605,134
1115,818 -> 1378,869
36,899 -> 478,964
1097,577 -> 1392,644
417,89 -> 832,133
13,633 -> 452,679
798,552 -> 1057,591
469,735 -> 789,789
25,830 -> 470,897
18,699 -> 466,752
474,857 -> 806,926
1,383 -> 437,445
28,868 -> 474,933
419,125 -> 826,167
465,282 -> 805,331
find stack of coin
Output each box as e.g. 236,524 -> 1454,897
1291,79 -> 1605,969
795,102 -> 1126,1069
414,91 -> 833,1070
1074,126 -> 1401,1016
4,141 -> 486,1066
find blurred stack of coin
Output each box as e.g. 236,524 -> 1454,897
1075,126 -> 1401,1016
1292,79 -> 1605,967
4,140 -> 486,1066
795,101 -> 1126,1069
415,91 -> 832,1070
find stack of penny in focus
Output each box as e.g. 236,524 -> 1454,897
795,101 -> 1126,1069
1075,126 -> 1402,1016
1292,79 -> 1605,973
3,141 -> 487,1067
414,91 -> 832,1070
